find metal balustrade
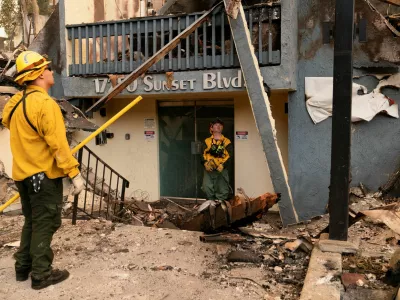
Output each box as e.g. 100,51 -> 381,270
71,145 -> 129,224
66,4 -> 281,76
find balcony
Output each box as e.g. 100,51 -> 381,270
66,4 -> 281,76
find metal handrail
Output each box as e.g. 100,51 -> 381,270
82,145 -> 130,185
71,145 -> 130,224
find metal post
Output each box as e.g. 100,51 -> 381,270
194,102 -> 198,203
120,180 -> 127,214
328,0 -> 355,241
72,147 -> 84,225
223,0 -> 299,225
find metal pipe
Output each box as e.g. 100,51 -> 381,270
114,23 -> 118,72
85,26 -> 89,73
78,26 -> 82,74
106,171 -> 113,218
71,28 -> 76,75
72,147 -> 84,225
137,21 -> 142,66
212,14 -> 216,67
194,102 -> 198,202
221,12 -> 225,67
91,159 -> 99,215
169,18 -> 173,70
93,25 -> 97,74
178,17 -> 181,70
186,15 -> 190,69
0,96 -> 143,213
161,19 -> 164,70
122,22 -> 126,72
194,15 -> 199,68
83,152 -> 91,211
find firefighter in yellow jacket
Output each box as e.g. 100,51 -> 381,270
2,51 -> 84,290
202,118 -> 233,201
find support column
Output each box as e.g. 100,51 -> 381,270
223,0 -> 299,225
328,0 -> 355,241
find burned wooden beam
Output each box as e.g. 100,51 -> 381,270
377,0 -> 400,6
85,2 -> 223,113
222,0 -> 299,226
199,233 -> 247,243
179,192 -> 280,232
225,0 -> 241,19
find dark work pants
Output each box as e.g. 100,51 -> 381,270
202,169 -> 230,200
14,176 -> 63,280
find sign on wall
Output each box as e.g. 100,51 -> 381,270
144,118 -> 156,129
93,70 -> 244,94
235,131 -> 248,140
144,131 -> 156,141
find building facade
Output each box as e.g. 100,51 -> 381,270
42,0 -> 399,224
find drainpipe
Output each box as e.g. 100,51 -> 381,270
328,0 -> 355,241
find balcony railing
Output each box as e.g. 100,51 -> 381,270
66,4 -> 281,76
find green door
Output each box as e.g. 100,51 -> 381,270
159,101 -> 234,199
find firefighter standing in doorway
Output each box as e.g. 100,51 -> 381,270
2,51 -> 84,290
201,118 -> 233,201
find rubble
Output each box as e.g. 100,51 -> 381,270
106,189 -> 280,233
360,204 -> 400,235
227,251 -> 263,263
0,71 -> 98,133
0,177 -> 398,299
200,233 -> 247,243
3,241 -> 20,248
0,161 -> 17,206
319,239 -> 359,254
0,213 -> 307,299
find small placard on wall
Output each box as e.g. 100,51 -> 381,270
144,118 -> 156,129
144,130 -> 156,140
235,131 -> 248,140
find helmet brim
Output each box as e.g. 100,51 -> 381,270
14,61 -> 51,83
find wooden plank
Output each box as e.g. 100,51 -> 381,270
223,0 -> 299,226
86,2 -> 223,113
378,0 -> 400,6
0,86 -> 19,94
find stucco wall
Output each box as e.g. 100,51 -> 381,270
270,91 -> 288,172
289,0 -> 400,221
234,95 -> 274,198
74,97 -> 159,200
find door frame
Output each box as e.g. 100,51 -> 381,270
157,99 -> 235,201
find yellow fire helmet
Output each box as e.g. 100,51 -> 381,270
14,51 -> 51,85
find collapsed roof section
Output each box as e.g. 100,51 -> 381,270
0,84 -> 98,133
